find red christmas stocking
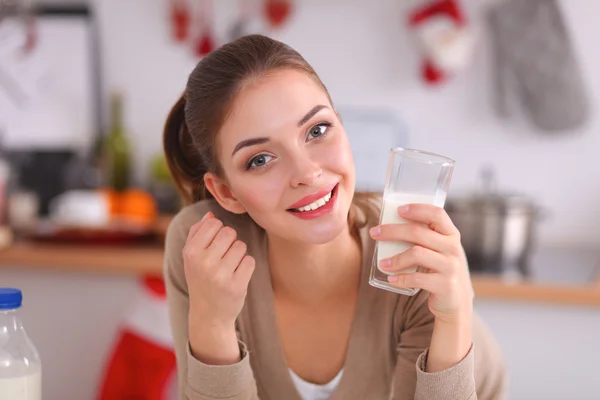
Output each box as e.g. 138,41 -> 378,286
408,0 -> 474,85
97,276 -> 177,400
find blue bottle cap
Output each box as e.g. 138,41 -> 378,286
0,288 -> 23,309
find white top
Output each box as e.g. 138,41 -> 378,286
289,368 -> 344,400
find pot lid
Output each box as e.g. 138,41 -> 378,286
446,167 -> 539,212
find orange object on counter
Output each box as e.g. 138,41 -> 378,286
100,188 -> 121,217
99,188 -> 158,227
120,189 -> 158,225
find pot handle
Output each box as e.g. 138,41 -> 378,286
480,165 -> 497,195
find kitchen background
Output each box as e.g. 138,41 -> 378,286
1,0 -> 599,399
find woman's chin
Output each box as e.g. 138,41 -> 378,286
290,208 -> 351,245
303,222 -> 347,245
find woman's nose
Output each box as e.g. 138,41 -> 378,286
289,153 -> 323,188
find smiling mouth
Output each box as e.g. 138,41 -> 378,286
287,184 -> 338,213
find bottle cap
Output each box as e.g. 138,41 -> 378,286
0,288 -> 23,309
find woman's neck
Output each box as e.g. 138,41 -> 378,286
267,222 -> 362,305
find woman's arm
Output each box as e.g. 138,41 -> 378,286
164,209 -> 259,400
371,204 -> 506,400
428,314 -> 472,372
391,291 -> 506,400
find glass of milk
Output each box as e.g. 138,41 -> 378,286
369,148 -> 454,296
0,288 -> 42,400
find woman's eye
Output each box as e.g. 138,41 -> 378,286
307,122 -> 331,141
246,154 -> 273,170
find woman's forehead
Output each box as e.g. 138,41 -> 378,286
218,69 -> 331,149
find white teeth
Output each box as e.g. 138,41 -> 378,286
293,189 -> 334,212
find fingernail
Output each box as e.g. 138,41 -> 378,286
370,226 -> 381,236
398,205 -> 410,214
388,275 -> 398,283
380,258 -> 391,269
201,212 -> 212,222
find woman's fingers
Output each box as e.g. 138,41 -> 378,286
193,217 -> 224,249
371,222 -> 451,254
397,203 -> 459,236
208,226 -> 238,260
219,240 -> 248,275
232,255 -> 256,294
186,212 -> 214,243
379,245 -> 449,274
183,217 -> 224,266
386,271 -> 443,294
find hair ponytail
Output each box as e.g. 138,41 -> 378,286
163,93 -> 214,205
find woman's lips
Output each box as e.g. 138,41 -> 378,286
287,184 -> 338,220
287,182 -> 338,210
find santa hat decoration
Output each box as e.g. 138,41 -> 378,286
408,0 -> 475,85
97,275 -> 177,400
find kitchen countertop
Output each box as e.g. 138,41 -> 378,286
1,241 -> 599,307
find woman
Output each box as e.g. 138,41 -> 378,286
163,34 -> 506,400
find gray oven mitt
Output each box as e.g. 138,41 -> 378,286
487,0 -> 590,133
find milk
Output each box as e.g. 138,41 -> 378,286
0,370 -> 41,400
377,192 -> 446,275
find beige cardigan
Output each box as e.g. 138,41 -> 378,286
164,200 -> 507,400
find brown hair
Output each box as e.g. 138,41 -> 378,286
163,34 -> 378,225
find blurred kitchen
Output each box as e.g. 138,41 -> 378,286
0,0 -> 599,399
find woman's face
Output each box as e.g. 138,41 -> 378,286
215,69 -> 355,244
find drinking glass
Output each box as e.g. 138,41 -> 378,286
369,147 -> 455,296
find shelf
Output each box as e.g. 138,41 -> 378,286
1,242 -> 164,276
2,241 -> 600,307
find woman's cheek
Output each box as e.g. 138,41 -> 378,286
233,171 -> 286,213
319,134 -> 354,172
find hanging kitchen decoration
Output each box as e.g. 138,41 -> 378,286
487,0 -> 590,133
169,0 -> 191,42
264,0 -> 292,29
406,0 -> 475,86
23,9 -> 37,54
194,0 -> 215,57
166,0 -> 293,57
0,0 -> 37,54
228,0 -> 259,41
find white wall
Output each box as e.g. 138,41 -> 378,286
93,0 -> 600,247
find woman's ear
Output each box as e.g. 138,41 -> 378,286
204,172 -> 247,214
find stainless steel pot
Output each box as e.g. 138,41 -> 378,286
445,169 -> 544,274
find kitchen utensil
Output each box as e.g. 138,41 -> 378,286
487,0 -> 590,133
445,167 -> 544,275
